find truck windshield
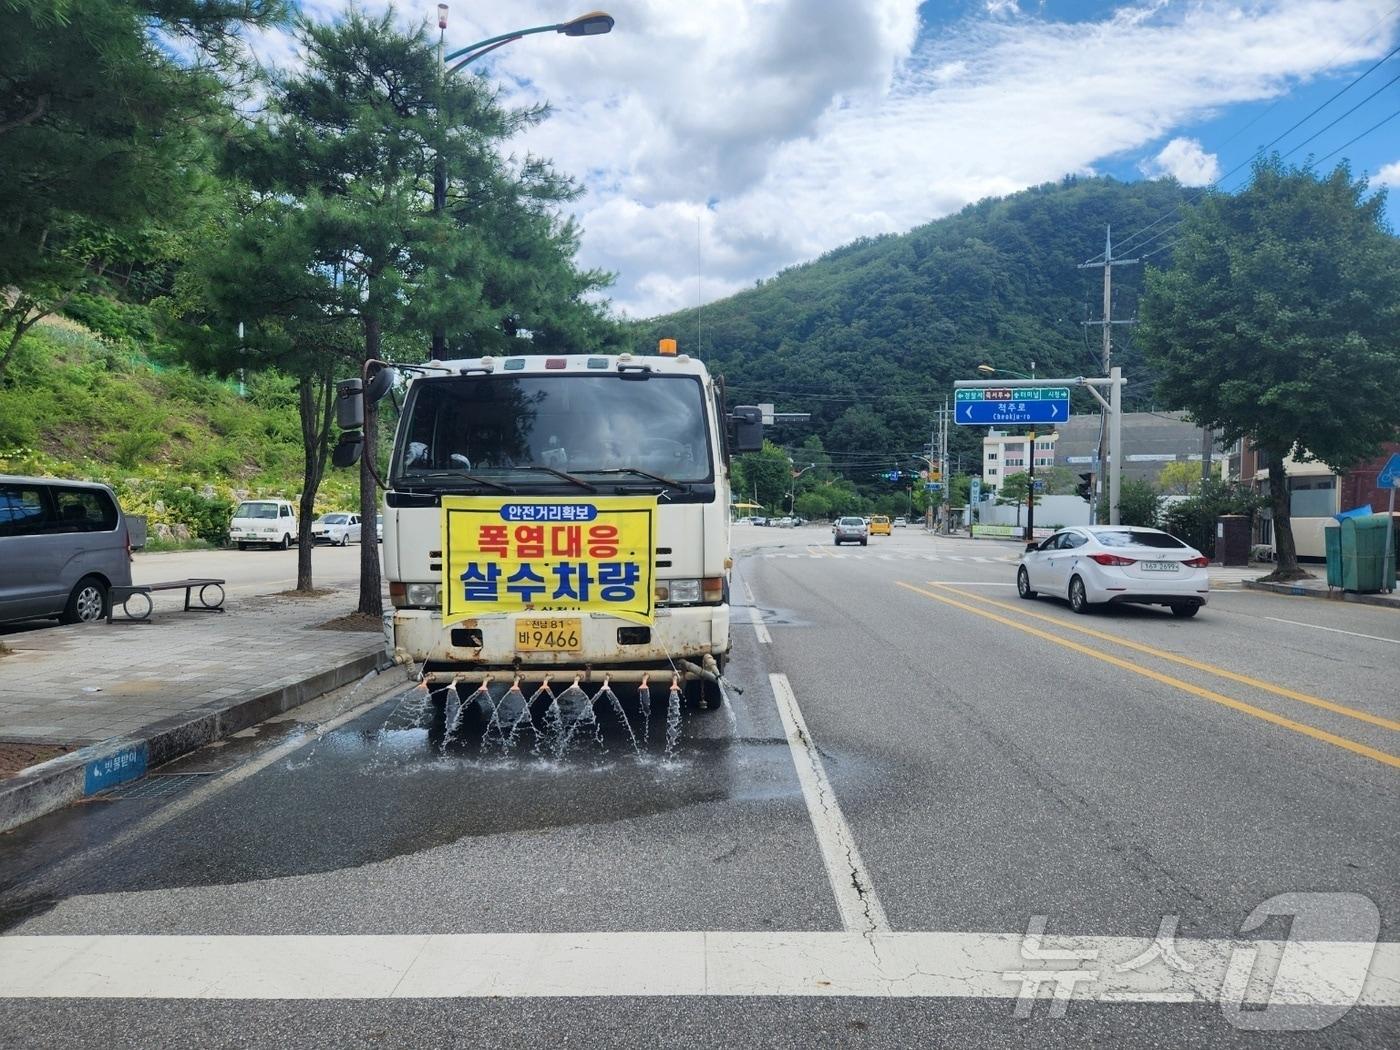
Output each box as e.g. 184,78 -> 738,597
234,502 -> 278,519
394,374 -> 714,488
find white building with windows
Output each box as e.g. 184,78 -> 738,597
982,430 -> 1058,493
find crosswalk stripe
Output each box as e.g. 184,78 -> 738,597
1,932 -> 1394,1003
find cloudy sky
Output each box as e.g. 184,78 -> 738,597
262,1 -> 1400,318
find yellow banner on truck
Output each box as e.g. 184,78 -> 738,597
440,496 -> 657,627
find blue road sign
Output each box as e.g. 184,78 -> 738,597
954,386 -> 1070,426
1378,452 -> 1400,489
925,482 -> 942,492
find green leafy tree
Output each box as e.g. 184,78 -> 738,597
996,471 -> 1040,526
213,9 -> 614,612
1117,478 -> 1161,528
1161,480 -> 1264,558
1140,158 -> 1400,580
734,441 -> 793,512
793,491 -> 829,521
1156,459 -> 1221,495
0,0 -> 286,375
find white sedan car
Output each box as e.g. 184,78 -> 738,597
310,512 -> 362,546
1017,525 -> 1210,617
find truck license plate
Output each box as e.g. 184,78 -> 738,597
515,617 -> 582,652
1142,561 -> 1180,572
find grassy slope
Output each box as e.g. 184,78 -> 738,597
0,318 -> 358,539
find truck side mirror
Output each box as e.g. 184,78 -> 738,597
336,378 -> 364,430
365,365 -> 397,404
332,432 -> 363,468
731,405 -> 763,452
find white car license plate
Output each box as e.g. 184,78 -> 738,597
1142,561 -> 1180,572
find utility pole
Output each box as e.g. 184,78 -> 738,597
1079,226 -> 1137,524
1201,425 -> 1214,488
940,397 -> 951,535
1026,430 -> 1037,542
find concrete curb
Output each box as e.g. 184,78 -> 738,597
0,647 -> 390,834
1241,579 -> 1400,609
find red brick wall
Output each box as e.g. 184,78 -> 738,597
1340,442 -> 1400,513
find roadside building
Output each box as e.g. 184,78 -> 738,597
1229,439 -> 1400,559
1052,410 -> 1207,487
981,431 -> 1057,493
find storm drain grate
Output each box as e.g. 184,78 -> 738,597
103,772 -> 220,800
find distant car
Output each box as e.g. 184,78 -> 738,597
869,515 -> 891,536
893,516 -> 908,528
752,516 -> 769,527
1017,525 -> 1210,617
776,516 -> 795,528
792,516 -> 807,527
310,512 -> 361,546
0,475 -> 133,625
231,499 -> 298,551
833,516 -> 868,546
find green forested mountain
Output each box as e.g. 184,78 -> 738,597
635,176 -> 1190,474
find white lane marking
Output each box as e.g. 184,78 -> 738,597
769,673 -> 888,934
739,576 -> 771,644
1,933 -> 1395,1003
1263,616 -> 1400,646
19,671 -> 411,898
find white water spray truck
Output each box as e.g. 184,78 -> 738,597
333,345 -> 763,708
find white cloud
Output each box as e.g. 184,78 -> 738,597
1139,137 -> 1222,186
1374,160 -> 1400,188
247,1 -> 1400,318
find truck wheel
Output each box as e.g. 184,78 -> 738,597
279,534 -> 291,550
237,542 -> 248,552
685,676 -> 724,710
860,539 -> 867,546
61,576 -> 108,624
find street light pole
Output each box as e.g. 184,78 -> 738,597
429,11 -> 614,361
789,463 -> 814,515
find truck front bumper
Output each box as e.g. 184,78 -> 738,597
391,605 -> 731,682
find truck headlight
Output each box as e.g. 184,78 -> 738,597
390,582 -> 441,608
655,578 -> 724,606
664,579 -> 701,604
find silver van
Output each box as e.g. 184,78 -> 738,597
0,475 -> 133,625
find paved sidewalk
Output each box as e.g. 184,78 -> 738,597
1242,574 -> 1400,609
0,588 -> 389,831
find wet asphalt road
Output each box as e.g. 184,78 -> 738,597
1,526 -> 1396,1048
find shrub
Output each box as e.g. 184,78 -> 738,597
1161,480 -> 1265,557
1117,478 -> 1161,528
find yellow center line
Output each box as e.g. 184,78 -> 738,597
895,581 -> 1400,770
926,583 -> 1400,733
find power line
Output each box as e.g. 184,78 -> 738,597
1311,107 -> 1400,168
1272,71 -> 1400,168
1100,36 -> 1400,260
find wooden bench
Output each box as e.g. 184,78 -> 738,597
108,579 -> 227,623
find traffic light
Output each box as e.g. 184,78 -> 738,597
1076,472 -> 1092,500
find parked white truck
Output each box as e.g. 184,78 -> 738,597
335,349 -> 762,708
